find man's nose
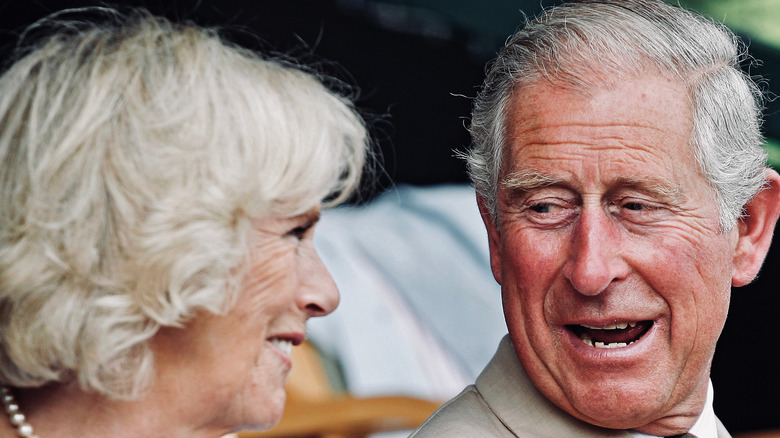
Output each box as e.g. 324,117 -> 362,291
562,205 -> 629,296
297,250 -> 340,318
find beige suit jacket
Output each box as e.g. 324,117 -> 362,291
410,335 -> 731,437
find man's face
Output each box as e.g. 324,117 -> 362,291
483,74 -> 739,434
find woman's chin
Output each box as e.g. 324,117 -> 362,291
238,370 -> 289,432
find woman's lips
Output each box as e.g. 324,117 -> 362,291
265,333 -> 304,367
269,338 -> 293,356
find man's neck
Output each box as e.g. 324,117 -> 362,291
630,380 -> 717,438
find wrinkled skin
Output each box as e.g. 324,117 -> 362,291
479,74 -> 780,435
152,207 -> 339,435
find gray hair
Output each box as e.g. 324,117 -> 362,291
468,0 -> 767,231
0,8 -> 367,399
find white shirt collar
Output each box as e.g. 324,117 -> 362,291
629,379 -> 717,438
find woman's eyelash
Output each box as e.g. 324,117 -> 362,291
288,225 -> 311,240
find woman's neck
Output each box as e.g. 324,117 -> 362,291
3,384 -> 229,438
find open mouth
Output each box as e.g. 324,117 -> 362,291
567,321 -> 653,349
269,338 -> 294,356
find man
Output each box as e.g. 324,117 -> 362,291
411,0 -> 780,437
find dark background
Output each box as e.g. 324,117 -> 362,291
1,0 -> 778,433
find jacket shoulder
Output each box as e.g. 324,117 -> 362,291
410,385 -> 514,437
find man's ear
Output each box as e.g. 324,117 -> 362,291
477,194 -> 503,285
732,169 -> 780,287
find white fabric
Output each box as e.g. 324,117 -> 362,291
310,184 -> 506,400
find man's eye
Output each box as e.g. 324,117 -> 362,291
621,201 -> 660,212
530,203 -> 558,213
623,202 -> 646,211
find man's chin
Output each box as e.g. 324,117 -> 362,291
566,400 -> 660,431
559,389 -> 699,436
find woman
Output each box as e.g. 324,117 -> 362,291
0,7 -> 367,437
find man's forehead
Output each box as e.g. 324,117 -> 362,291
506,72 -> 692,131
500,72 -> 699,184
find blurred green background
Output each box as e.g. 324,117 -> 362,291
677,0 -> 780,166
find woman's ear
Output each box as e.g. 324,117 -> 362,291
732,169 -> 780,287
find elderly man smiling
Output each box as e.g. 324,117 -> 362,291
411,0 -> 780,437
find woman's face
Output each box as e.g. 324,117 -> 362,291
151,207 -> 339,433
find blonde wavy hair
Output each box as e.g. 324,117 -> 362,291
0,8 -> 367,399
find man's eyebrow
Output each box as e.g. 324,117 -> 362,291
501,170 -> 563,192
608,176 -> 684,202
501,171 -> 685,202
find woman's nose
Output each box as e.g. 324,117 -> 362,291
297,249 -> 340,318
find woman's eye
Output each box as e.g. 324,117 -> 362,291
287,226 -> 310,241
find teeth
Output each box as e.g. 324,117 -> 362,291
576,321 -> 644,349
593,341 -> 629,349
581,333 -> 593,347
579,333 -> 636,349
270,338 -> 293,356
581,321 -> 636,330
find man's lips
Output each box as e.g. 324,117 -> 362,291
566,321 -> 653,349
